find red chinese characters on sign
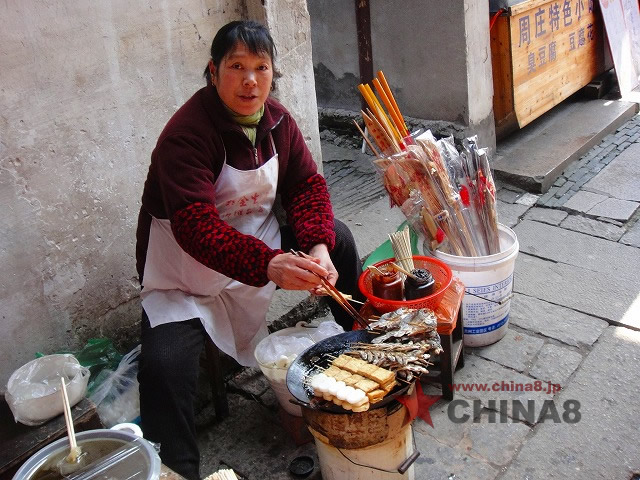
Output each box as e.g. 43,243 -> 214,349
516,0 -> 596,75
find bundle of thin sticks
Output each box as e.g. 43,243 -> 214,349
204,469 -> 238,480
354,71 -> 409,156
388,226 -> 414,272
352,73 -> 500,257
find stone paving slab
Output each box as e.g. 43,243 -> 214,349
515,192 -> 540,206
197,392 -> 320,480
501,327 -> 640,479
586,197 -> 639,221
523,207 -> 568,225
620,220 -> 640,247
514,254 -> 640,327
583,142 -> 640,201
508,294 -> 608,347
559,214 -> 625,241
528,343 -> 584,386
473,327 -> 545,373
513,220 -> 640,279
562,190 -> 608,213
413,431 -> 499,480
466,416 -> 532,466
418,402 -> 532,466
453,355 -> 556,418
497,200 -> 531,228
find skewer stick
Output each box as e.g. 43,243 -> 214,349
367,109 -> 400,153
290,250 -> 369,329
353,120 -> 381,157
377,71 -> 407,135
361,110 -> 391,152
359,83 -> 401,147
390,262 -> 418,280
357,84 -> 378,119
372,78 -> 406,138
367,265 -> 385,275
364,83 -> 403,144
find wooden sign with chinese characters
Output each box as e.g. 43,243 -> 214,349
491,0 -> 605,133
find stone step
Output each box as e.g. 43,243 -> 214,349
493,97 -> 638,193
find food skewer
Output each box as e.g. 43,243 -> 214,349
361,110 -> 394,153
316,286 -> 365,305
353,120 -> 381,157
290,249 -> 369,329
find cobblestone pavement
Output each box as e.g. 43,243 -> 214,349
530,114 -> 640,209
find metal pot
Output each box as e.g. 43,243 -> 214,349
286,330 -> 412,413
12,429 -> 161,480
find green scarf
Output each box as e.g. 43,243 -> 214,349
225,105 -> 264,146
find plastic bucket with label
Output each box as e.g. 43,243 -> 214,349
434,224 -> 519,347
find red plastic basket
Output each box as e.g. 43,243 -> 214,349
359,256 -> 453,314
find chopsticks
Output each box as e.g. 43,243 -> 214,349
60,377 -> 81,463
290,249 -> 369,329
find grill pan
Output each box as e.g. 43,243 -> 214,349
286,330 -> 412,413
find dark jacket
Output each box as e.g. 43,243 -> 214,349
136,85 -> 335,287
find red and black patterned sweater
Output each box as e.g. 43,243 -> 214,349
136,85 -> 335,288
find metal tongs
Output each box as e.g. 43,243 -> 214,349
289,249 -> 369,329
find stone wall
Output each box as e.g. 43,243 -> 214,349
0,0 -> 320,383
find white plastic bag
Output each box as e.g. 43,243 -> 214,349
88,345 -> 141,427
5,354 -> 90,426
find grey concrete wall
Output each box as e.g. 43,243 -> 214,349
0,0 -> 321,384
308,0 -> 361,110
309,0 -> 496,150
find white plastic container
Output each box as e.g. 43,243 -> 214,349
5,354 -> 90,426
434,224 -> 519,347
309,424 -> 415,480
255,321 -> 342,416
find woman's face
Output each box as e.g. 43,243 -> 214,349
211,42 -> 273,116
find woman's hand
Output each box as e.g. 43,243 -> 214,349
267,252 -> 329,290
308,244 -> 338,292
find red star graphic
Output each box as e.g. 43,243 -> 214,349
398,382 -> 441,428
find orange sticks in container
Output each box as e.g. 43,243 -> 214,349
355,71 -> 408,155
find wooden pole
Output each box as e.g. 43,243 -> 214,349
355,0 -> 373,111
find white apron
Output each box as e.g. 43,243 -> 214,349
141,135 -> 280,366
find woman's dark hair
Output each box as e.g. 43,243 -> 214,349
203,20 -> 281,90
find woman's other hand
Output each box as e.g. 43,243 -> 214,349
308,244 -> 338,291
267,252 -> 329,290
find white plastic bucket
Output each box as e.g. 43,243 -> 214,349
309,424 -> 415,480
434,224 -> 519,347
255,322 -> 341,416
